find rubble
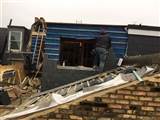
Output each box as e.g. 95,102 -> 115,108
0,66 -> 155,120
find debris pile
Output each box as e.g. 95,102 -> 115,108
0,75 -> 41,105
0,66 -> 156,120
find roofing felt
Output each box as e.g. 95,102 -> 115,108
0,66 -> 154,120
0,28 -> 8,60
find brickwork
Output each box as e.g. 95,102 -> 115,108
40,80 -> 160,120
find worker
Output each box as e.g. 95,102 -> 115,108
92,31 -> 111,72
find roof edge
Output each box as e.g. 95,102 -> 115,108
46,21 -> 127,27
128,24 -> 160,31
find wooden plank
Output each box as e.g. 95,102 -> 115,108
31,32 -> 46,36
0,105 -> 15,110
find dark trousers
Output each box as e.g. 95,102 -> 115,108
92,47 -> 108,72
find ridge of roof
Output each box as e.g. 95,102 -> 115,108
46,21 -> 127,27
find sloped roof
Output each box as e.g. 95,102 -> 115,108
0,28 -> 8,61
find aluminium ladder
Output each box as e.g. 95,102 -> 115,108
30,66 -> 130,98
31,23 -> 45,72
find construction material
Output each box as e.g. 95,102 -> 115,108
0,62 -> 26,85
0,66 -> 154,120
132,70 -> 143,81
0,69 -> 16,85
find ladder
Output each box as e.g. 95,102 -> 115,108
31,65 -> 150,99
36,23 -> 45,69
31,24 -> 45,70
31,66 -> 129,98
54,67 -> 125,96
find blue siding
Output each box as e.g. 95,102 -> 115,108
32,23 -> 128,61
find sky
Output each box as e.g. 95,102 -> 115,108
1,0 -> 160,28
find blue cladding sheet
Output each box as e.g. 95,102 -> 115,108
31,23 -> 128,60
45,49 -> 59,54
47,54 -> 59,60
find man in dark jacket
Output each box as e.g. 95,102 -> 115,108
92,31 -> 111,72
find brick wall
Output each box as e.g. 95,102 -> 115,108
38,80 -> 160,120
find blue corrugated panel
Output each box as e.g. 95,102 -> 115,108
43,23 -> 128,60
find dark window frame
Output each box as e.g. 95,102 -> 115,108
59,37 -> 96,67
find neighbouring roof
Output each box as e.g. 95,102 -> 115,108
8,25 -> 28,30
128,24 -> 160,31
0,28 -> 8,61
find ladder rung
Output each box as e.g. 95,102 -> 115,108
35,46 -> 40,48
67,86 -> 76,95
67,86 -> 72,93
74,84 -> 77,90
82,82 -> 88,88
75,84 -> 83,92
34,54 -> 38,56
55,90 -> 60,94
98,77 -> 104,82
87,81 -> 90,87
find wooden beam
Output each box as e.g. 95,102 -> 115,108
31,32 -> 46,36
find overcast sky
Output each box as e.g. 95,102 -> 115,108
1,0 -> 160,28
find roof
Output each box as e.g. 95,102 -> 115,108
46,21 -> 127,27
0,28 -> 8,61
8,25 -> 28,30
0,66 -> 154,120
128,24 -> 160,31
